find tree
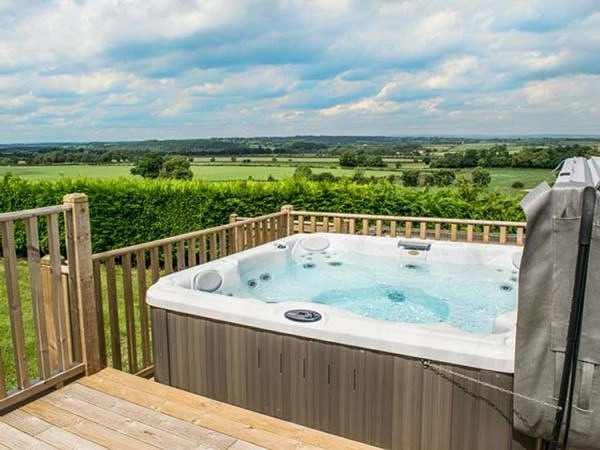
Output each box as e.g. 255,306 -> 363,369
311,172 -> 337,182
365,155 -> 385,167
471,167 -> 491,187
401,170 -> 420,187
159,156 -> 193,180
431,169 -> 456,186
339,150 -> 358,167
131,155 -> 164,178
293,166 -> 313,179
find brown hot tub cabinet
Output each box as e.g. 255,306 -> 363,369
151,308 -> 535,450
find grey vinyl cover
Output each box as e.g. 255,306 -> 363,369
514,157 -> 600,448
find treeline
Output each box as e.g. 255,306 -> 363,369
0,138 -> 424,164
430,144 -> 594,169
1,175 -> 523,254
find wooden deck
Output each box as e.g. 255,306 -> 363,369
0,368 -> 375,449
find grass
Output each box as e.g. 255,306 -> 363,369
0,164 -> 405,181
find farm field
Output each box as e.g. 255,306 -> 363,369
0,164 -> 398,180
0,164 -> 554,192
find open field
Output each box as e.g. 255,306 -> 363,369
0,164 -> 553,192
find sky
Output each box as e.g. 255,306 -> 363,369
0,0 -> 599,143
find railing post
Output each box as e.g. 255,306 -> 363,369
229,213 -> 239,253
63,193 -> 101,375
281,204 -> 293,236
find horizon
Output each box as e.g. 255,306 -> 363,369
1,1 -> 599,142
2,134 -> 600,147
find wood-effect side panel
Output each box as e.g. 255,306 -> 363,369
155,309 -> 533,450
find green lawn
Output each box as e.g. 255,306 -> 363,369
0,164 -> 401,181
0,164 -> 553,193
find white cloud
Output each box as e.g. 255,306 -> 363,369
0,0 -> 599,140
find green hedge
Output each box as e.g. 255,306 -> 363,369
0,175 -> 524,253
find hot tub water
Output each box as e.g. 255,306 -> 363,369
235,251 -> 517,334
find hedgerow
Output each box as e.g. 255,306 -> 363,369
0,175 -> 524,253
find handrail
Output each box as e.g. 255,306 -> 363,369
291,210 -> 526,227
0,204 -> 71,223
92,211 -> 286,260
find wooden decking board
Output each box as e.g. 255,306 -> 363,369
41,389 -> 201,449
65,383 -> 235,449
79,374 -> 322,450
23,398 -> 158,449
0,368 -> 372,449
0,409 -> 103,450
0,420 -> 55,449
92,367 -> 374,450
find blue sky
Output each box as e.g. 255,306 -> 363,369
0,0 -> 599,142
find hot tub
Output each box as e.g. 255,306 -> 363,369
148,233 -> 531,449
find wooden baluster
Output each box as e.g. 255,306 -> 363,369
517,227 -> 524,246
499,226 -> 507,244
187,237 -> 197,266
467,224 -> 474,242
164,243 -> 173,274
220,229 -> 228,256
48,213 -> 68,372
483,225 -> 490,243
375,219 -> 383,236
450,223 -> 458,241
199,234 -> 207,262
176,240 -> 185,270
92,259 -> 106,367
105,256 -> 122,370
210,232 -> 218,260
0,347 -> 5,399
334,217 -> 342,233
282,205 -> 293,237
1,220 -> 29,388
63,211 -> 81,364
419,222 -> 427,239
241,224 -> 248,249
136,249 -> 150,369
229,215 -> 239,253
349,218 -> 356,235
362,219 -> 369,235
298,215 -> 304,233
150,246 -> 160,282
122,253 -> 137,373
25,216 -> 51,379
310,216 -> 317,233
434,223 -> 441,240
404,221 -> 412,238
322,216 -> 329,233
267,218 -> 275,240
255,220 -> 264,245
390,221 -> 397,237
236,224 -> 244,252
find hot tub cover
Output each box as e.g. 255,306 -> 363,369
514,157 -> 600,448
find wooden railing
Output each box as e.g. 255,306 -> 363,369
290,210 -> 526,245
0,200 -> 524,411
90,206 -> 293,376
0,194 -> 99,411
